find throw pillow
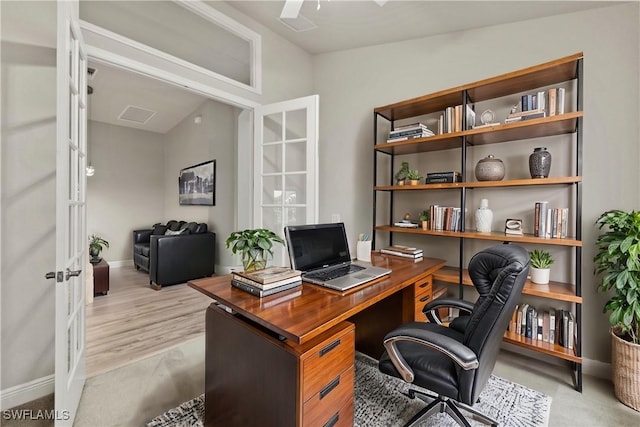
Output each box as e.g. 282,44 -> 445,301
152,224 -> 167,235
164,228 -> 184,236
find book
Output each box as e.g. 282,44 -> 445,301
557,87 -> 566,114
549,309 -> 556,343
548,88 -> 557,116
381,245 -> 423,255
380,249 -> 423,259
537,312 -> 544,340
378,252 -> 424,263
233,266 -> 301,285
542,310 -> 550,342
232,272 -> 302,290
510,305 -> 519,332
231,278 -> 302,297
394,221 -> 419,228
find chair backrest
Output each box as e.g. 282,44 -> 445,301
462,244 -> 530,402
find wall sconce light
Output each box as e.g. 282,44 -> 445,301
86,163 -> 95,177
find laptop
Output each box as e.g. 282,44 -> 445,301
284,222 -> 391,291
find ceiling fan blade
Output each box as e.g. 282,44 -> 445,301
280,0 -> 304,19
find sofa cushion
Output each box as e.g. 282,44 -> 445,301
183,222 -> 199,234
152,224 -> 168,235
194,223 -> 208,233
134,242 -> 150,256
165,228 -> 185,236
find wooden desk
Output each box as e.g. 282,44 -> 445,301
189,254 -> 445,426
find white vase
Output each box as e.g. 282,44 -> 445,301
475,199 -> 493,233
530,267 -> 550,284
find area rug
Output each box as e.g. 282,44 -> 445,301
148,352 -> 551,427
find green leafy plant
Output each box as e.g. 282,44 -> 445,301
89,234 -> 109,261
395,162 -> 410,182
419,210 -> 430,221
226,228 -> 285,272
529,249 -> 554,269
407,169 -> 422,181
594,210 -> 640,344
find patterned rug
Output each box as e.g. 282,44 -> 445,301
148,352 -> 551,427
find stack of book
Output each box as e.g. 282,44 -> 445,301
386,122 -> 434,142
231,266 -> 302,297
534,201 -> 569,238
380,245 -> 423,262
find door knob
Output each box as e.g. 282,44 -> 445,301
45,272 -> 56,279
65,269 -> 82,280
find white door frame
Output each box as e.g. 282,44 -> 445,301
54,1 -> 88,424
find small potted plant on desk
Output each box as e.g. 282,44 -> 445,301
89,234 -> 109,264
594,209 -> 640,412
226,228 -> 284,272
529,249 -> 553,284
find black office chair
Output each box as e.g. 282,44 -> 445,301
378,244 -> 530,427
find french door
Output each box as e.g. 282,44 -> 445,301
253,95 -> 319,266
53,1 -> 87,424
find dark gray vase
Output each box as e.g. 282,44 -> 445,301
529,147 -> 551,178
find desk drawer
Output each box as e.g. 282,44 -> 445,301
414,277 -> 432,321
302,327 -> 355,402
303,366 -> 354,427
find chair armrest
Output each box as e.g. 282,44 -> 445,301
423,298 -> 474,324
133,229 -> 153,244
383,325 -> 478,383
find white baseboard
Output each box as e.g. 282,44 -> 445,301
107,259 -> 134,268
0,375 -> 54,410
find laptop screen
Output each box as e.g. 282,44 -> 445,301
284,223 -> 351,272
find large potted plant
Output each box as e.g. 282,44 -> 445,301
226,228 -> 284,272
594,209 -> 640,412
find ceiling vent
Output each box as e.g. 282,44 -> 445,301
279,13 -> 317,32
118,105 -> 156,124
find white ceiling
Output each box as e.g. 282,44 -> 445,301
88,0 -> 617,133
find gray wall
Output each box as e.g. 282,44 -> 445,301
0,0 -> 57,397
312,3 -> 640,363
87,121 -> 165,262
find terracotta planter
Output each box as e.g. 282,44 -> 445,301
397,180 -> 405,186
409,179 -> 419,186
421,220 -> 428,230
611,329 -> 640,412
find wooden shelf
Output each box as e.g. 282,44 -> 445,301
374,53 -> 582,121
375,176 -> 581,191
375,226 -> 582,247
503,330 -> 581,363
432,266 -> 582,303
374,112 -> 582,155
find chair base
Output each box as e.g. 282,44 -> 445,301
404,389 -> 498,427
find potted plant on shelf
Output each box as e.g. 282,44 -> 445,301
407,169 -> 422,185
594,209 -> 640,412
226,228 -> 285,272
529,249 -> 553,284
395,162 -> 410,186
89,234 -> 109,264
419,210 -> 430,230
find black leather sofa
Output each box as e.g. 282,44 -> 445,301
133,220 -> 215,289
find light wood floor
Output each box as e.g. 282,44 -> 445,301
85,266 -> 213,377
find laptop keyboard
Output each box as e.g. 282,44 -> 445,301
305,264 -> 365,281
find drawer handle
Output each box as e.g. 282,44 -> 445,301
418,281 -> 430,289
319,339 -> 341,357
324,412 -> 339,427
320,376 -> 340,400
419,295 -> 431,303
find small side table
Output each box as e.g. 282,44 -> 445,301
93,259 -> 110,296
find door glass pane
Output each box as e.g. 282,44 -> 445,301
285,109 -> 306,140
262,207 -> 282,236
263,113 -> 283,143
284,174 -> 305,205
285,141 -> 306,172
262,144 -> 282,174
68,205 -> 75,260
262,176 -> 282,205
285,207 -> 305,226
